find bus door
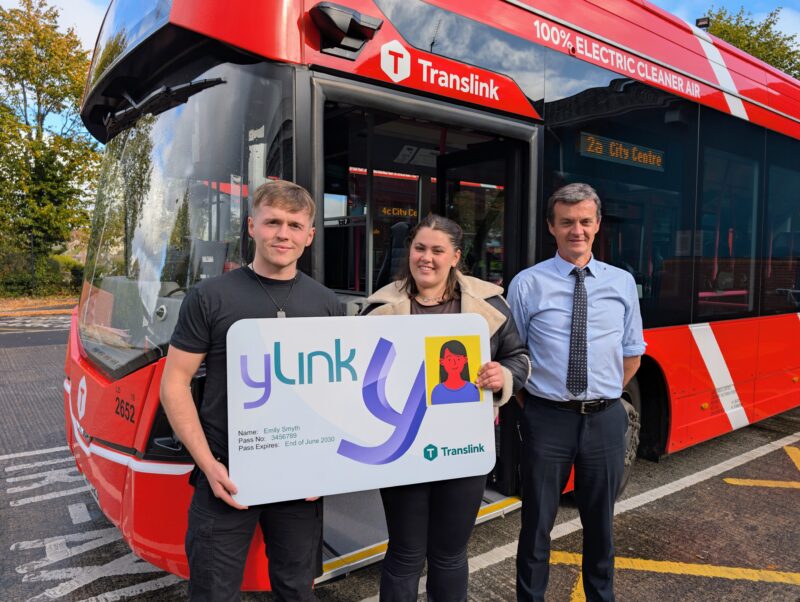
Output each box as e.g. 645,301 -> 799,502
436,141 -> 525,287
310,74 -> 538,579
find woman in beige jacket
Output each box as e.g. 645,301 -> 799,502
364,214 -> 530,602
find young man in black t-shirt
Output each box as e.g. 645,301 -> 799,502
161,180 -> 343,601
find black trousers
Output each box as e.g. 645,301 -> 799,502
516,397 -> 627,602
379,474 -> 486,602
185,471 -> 323,602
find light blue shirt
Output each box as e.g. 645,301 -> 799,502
508,253 -> 646,401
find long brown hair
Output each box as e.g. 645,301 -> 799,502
396,214 -> 465,300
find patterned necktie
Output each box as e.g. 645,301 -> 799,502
566,267 -> 588,396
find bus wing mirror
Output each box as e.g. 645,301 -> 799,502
310,2 -> 383,60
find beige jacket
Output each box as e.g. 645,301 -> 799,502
365,272 -> 530,406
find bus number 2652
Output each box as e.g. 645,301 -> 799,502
115,397 -> 136,423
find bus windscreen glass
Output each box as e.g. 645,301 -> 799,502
78,62 -> 293,379
88,0 -> 173,87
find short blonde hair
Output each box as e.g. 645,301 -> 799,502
251,179 -> 315,221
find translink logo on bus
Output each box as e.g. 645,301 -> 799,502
380,40 -> 500,102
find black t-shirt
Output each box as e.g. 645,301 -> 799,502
169,267 -> 344,460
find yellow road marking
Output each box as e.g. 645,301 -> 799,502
550,551 -> 800,585
723,478 -> 800,489
569,571 -> 584,601
724,446 -> 800,489
786,446 -> 800,472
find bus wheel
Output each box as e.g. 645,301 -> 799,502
618,376 -> 641,498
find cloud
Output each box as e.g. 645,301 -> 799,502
776,7 -> 800,39
0,0 -> 106,51
51,0 -> 107,51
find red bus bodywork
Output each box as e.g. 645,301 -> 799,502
68,0 -> 800,589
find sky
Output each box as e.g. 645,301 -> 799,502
0,0 -> 798,52
647,0 -> 800,38
0,0 -> 107,51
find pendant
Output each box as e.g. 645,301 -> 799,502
277,310 -> 286,319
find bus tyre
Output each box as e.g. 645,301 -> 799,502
618,376 -> 641,498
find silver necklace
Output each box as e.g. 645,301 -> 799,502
248,264 -> 297,318
416,293 -> 445,304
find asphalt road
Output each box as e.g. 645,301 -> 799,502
1,317 -> 799,601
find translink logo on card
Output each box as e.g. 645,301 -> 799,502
424,444 -> 438,461
424,443 -> 486,462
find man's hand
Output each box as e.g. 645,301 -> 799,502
622,355 -> 641,387
476,361 -> 504,392
203,459 -> 248,510
515,389 -> 525,409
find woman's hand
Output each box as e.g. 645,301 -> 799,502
476,361 -> 504,393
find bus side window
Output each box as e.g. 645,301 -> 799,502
762,131 -> 800,315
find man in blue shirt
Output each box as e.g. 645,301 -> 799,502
509,183 -> 645,602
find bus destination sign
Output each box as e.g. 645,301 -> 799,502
580,133 -> 665,172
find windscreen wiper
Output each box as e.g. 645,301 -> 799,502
103,77 -> 225,139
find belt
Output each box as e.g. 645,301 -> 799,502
526,393 -> 619,414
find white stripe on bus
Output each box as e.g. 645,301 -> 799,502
70,412 -> 193,476
689,323 -> 750,430
693,32 -> 749,120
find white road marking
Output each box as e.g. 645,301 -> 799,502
13,528 -> 122,575
0,447 -> 69,462
358,429 -> 800,602
10,486 -> 91,507
76,575 -> 184,601
7,467 -> 84,493
690,323 -> 751,430
6,457 -> 74,472
25,552 -> 165,601
68,503 -> 91,525
11,522 -> 181,601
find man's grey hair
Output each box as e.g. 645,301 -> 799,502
546,183 -> 602,224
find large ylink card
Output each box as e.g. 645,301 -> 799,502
227,314 -> 494,505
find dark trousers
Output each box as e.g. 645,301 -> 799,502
516,397 -> 627,602
379,474 -> 486,602
186,472 -> 323,602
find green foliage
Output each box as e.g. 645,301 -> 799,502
0,252 -> 83,295
707,6 -> 800,79
0,0 -> 100,294
51,254 -> 84,288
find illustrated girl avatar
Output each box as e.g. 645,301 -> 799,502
430,340 -> 481,404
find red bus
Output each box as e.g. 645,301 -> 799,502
66,0 -> 800,590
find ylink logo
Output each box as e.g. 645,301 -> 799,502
240,339 -> 357,410
423,444 -> 438,462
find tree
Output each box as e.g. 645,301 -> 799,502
0,0 -> 100,291
706,6 -> 800,79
